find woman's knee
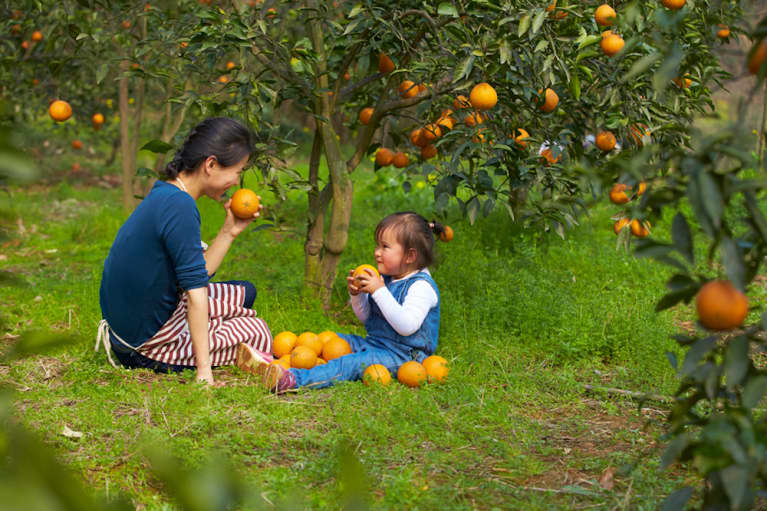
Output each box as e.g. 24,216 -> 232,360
240,280 -> 257,308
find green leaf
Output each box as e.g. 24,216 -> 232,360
621,52 -> 661,83
671,212 -> 694,265
724,336 -> 749,390
681,336 -> 718,377
743,375 -> 767,408
452,56 -> 474,83
721,237 -> 746,291
499,41 -> 511,64
467,197 -> 480,225
342,18 -> 362,35
348,4 -> 364,17
140,140 -> 175,154
531,9 -> 546,35
721,465 -> 748,510
437,3 -> 459,17
577,35 -> 602,50
661,433 -> 692,469
662,487 -> 693,511
655,288 -> 697,312
569,73 -> 580,100
698,171 -> 723,229
518,14 -> 531,37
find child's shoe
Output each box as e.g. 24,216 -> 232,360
263,363 -> 297,394
235,343 -> 271,377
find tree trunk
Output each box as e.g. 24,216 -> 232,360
304,130 -> 328,299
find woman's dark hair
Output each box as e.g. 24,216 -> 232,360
162,117 -> 253,179
374,212 -> 445,268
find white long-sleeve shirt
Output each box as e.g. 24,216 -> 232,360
350,269 -> 438,336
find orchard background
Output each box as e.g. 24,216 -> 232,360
3,0 -> 767,509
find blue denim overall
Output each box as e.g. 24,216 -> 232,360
290,271 -> 440,389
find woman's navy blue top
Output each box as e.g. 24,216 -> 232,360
99,180 -> 209,347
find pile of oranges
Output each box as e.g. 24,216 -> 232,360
271,331 -> 352,370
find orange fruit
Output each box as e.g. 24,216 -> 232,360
273,331 -> 298,358
472,130 -> 486,144
316,358 -> 327,365
469,82 -> 498,110
363,364 -> 391,386
32,78 -> 39,86
392,152 -> 409,168
453,95 -> 471,109
422,355 -> 449,382
594,4 -> 616,26
375,147 -> 394,166
601,33 -> 624,56
595,131 -> 616,152
317,331 -> 338,345
399,80 -> 418,99
410,128 -> 429,148
343,71 -> 351,80
696,280 -> 748,331
464,112 -> 484,127
636,181 -> 647,196
661,0 -> 685,9
92,113 -> 105,125
546,0 -> 557,12
21,41 -> 30,50
540,147 -> 561,165
537,88 -> 558,113
230,188 -> 260,219
423,124 -> 442,141
296,332 -> 323,356
265,7 -> 277,17
291,345 -> 317,369
353,263 -> 380,284
71,162 -> 81,172
397,361 -> 427,387
417,83 -> 427,94
180,41 -> 189,49
609,183 -> 630,204
72,140 -> 83,150
717,25 -> 730,39
440,225 -> 454,242
748,41 -> 767,75
121,20 -> 131,30
11,24 -> 21,35
322,336 -> 352,361
359,107 -> 374,125
378,53 -> 395,73
630,219 -> 650,238
613,218 -> 630,234
31,30 -> 43,42
226,61 -> 236,69
421,144 -> 437,160
273,355 -> 291,370
673,75 -> 692,88
218,75 -> 229,84
513,128 -> 529,148
48,100 -> 72,122
629,123 -> 651,146
436,115 -> 455,131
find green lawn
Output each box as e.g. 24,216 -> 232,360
0,159 -> 702,509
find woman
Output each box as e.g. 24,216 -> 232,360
96,117 -> 272,385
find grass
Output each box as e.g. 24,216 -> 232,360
0,154 -> 705,509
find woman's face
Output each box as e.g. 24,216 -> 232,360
204,154 -> 250,199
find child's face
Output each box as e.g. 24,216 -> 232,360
374,228 -> 414,278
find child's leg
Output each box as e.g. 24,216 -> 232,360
290,346 -> 407,389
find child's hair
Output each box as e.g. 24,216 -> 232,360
374,212 -> 446,268
162,117 -> 253,179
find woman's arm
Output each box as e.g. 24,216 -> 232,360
371,281 -> 438,336
203,197 -> 260,276
186,286 -> 213,384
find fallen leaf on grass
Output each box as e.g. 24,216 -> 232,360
599,466 -> 616,490
61,425 -> 83,439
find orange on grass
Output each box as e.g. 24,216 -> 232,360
630,219 -> 650,238
398,80 -> 418,99
375,147 -> 394,166
594,4 -> 616,26
322,336 -> 352,361
421,144 -> 437,160
748,41 -> 767,75
453,95 -> 471,109
469,82 -> 498,110
423,124 -> 442,141
353,263 -> 380,284
291,345 -> 317,369
440,225 -> 454,242
273,355 -> 291,370
92,112 -> 105,125
363,364 -> 391,386
49,100 -> 72,122
613,218 -> 630,235
410,128 -> 429,148
422,355 -> 449,382
609,183 -> 630,205
317,331 -> 339,345
540,148 -> 561,165
661,0 -> 685,9
717,25 -> 730,39
513,128 -> 529,148
31,30 -> 43,42
230,188 -> 260,219
226,61 -> 236,69
297,332 -> 323,356
273,331 -> 298,358
464,112 -> 484,127
392,152 -> 409,168
72,140 -> 83,150
397,361 -> 427,387
378,53 -> 395,73
359,107 -> 374,125
316,358 -> 327,365
595,131 -> 616,152
601,33 -> 624,56
537,88 -> 558,113
696,280 -> 748,331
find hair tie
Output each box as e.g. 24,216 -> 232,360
428,222 -> 435,229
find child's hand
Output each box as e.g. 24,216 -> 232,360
354,268 -> 384,294
347,270 -> 361,296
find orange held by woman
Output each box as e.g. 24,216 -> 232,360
595,131 -> 616,152
230,188 -> 260,219
469,82 -> 497,110
49,100 -> 72,122
375,147 -> 394,166
353,263 -> 380,284
695,280 -> 748,331
363,364 -> 391,386
322,336 -> 352,361
397,361 -> 427,387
